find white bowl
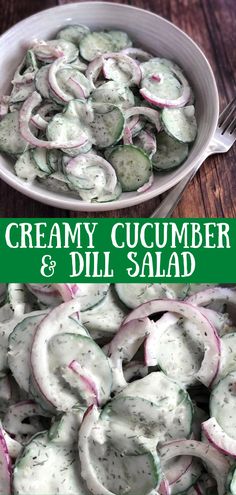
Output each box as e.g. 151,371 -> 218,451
0,2 -> 219,212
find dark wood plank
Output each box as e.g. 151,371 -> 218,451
0,0 -> 235,217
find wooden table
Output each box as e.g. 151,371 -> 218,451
0,0 -> 235,218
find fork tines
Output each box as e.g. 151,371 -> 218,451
218,96 -> 236,134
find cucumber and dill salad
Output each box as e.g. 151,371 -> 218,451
0,25 -> 197,202
0,283 -> 236,494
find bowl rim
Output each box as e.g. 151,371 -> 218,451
0,1 -> 219,212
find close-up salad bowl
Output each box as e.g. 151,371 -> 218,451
1,282 -> 236,494
0,2 -> 219,212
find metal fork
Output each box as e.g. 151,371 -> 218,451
150,97 -> 236,218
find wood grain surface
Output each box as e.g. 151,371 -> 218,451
0,0 -> 235,218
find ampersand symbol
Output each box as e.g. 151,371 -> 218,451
40,255 -> 56,278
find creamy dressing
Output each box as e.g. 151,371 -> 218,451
210,372 -> 236,439
14,432 -> 90,495
157,316 -> 204,386
81,286 -> 128,339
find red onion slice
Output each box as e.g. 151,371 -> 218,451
31,40 -> 64,61
53,283 -> 75,302
137,173 -> 154,193
31,113 -> 48,130
159,479 -> 171,495
86,52 -> 141,88
124,299 -> 221,387
67,77 -> 86,99
125,106 -> 161,133
0,428 -> 12,495
66,154 -> 117,194
48,57 -> 87,103
48,57 -> 70,103
53,284 -> 80,319
26,283 -> 61,306
202,417 -> 236,457
1,428 -> 22,459
163,454 -> 192,486
121,47 -> 152,62
79,405 -> 115,495
103,53 -> 141,86
159,439 -> 230,495
19,92 -> 89,149
123,125 -> 133,144
30,299 -> 81,409
187,287 -> 236,307
140,68 -> 190,109
86,55 -> 104,87
68,360 -> 99,405
108,317 -> 154,391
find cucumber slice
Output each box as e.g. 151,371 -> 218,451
152,131 -> 189,171
108,144 -> 152,192
70,57 -> 88,73
133,128 -> 157,158
118,372 -> 191,408
115,283 -> 167,308
48,412 -> 84,446
79,408 -> 161,495
115,372 -> 193,442
0,111 -> 30,155
65,153 -> 117,202
81,286 -> 128,339
156,316 -> 204,387
33,40 -> 78,63
35,65 -> 50,98
38,173 -> 71,194
91,445 -> 160,495
32,148 -> 52,174
210,372 -> 236,440
7,283 -> 31,315
9,82 -> 35,104
91,81 -> 135,110
8,311 -> 47,392
25,49 -> 38,71
13,432 -> 90,495
160,283 -> 190,299
31,301 -> 111,412
90,103 -> 125,148
109,31 -> 132,51
218,333 -> 236,380
0,313 -> 30,375
103,56 -> 140,86
48,333 -> 112,407
3,401 -> 50,444
55,67 -> 92,101
91,181 -> 122,203
15,151 -> 46,181
56,24 -> 90,45
228,465 -> 236,495
62,140 -> 92,158
161,105 -> 197,143
141,71 -> 182,100
46,100 -> 92,151
140,57 -> 182,78
46,149 -> 61,171
29,376 -> 56,415
80,32 -> 114,61
80,31 -> 132,62
72,283 -> 110,312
